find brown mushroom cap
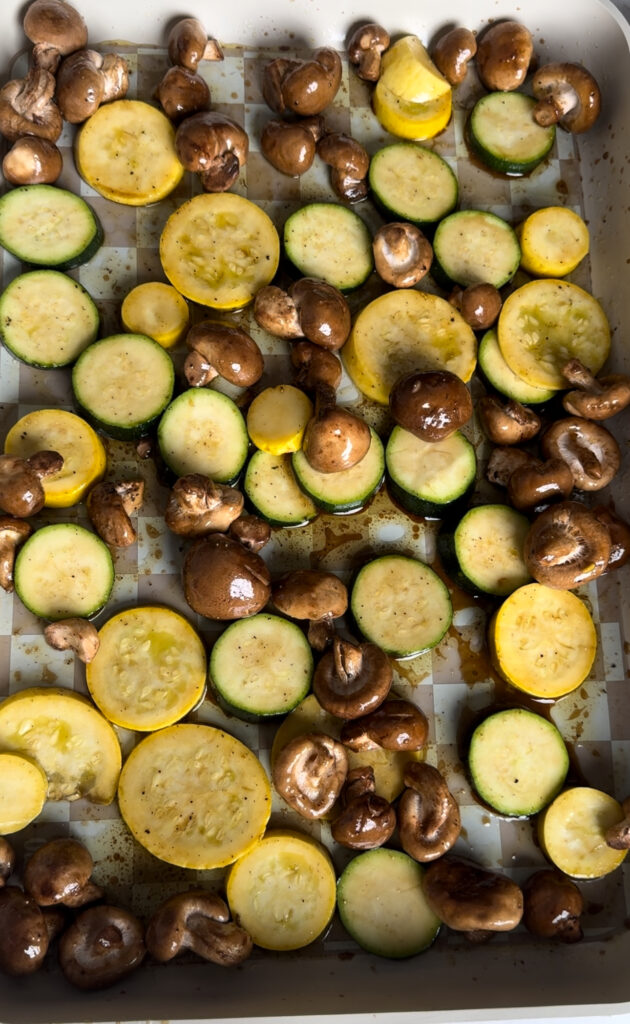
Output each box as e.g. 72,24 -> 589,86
145,890 -> 252,966
228,513 -> 271,553
540,417 -> 621,492
477,396 -> 541,446
0,69 -> 63,143
0,451 -> 63,518
562,359 -> 630,420
24,838 -> 103,908
175,111 -> 248,192
260,120 -> 317,177
450,283 -> 502,330
183,534 -> 271,620
317,132 -> 370,203
87,480 -> 143,548
532,63 -> 601,133
475,20 -> 533,92
507,458 -> 574,511
0,838 -> 15,886
185,322 -> 263,387
0,516 -> 32,592
431,27 -> 477,86
2,136 -> 62,185
290,278 -> 352,352
524,501 -> 612,589
58,904 -> 146,990
0,886 -> 50,975
24,0 -> 88,56
263,48 -> 342,116
389,370 -> 473,442
313,636 -> 393,719
55,50 -> 129,123
340,698 -> 429,751
373,223 -> 433,288
331,765 -> 396,849
167,18 -> 223,72
291,340 -> 343,392
593,506 -> 630,570
155,65 -> 210,122
165,475 -> 244,537
398,762 -> 462,863
272,569 -> 348,622
302,399 -> 372,474
347,23 -> 390,82
423,857 -> 524,932
272,731 -> 348,818
523,869 -> 584,942
44,617 -> 100,663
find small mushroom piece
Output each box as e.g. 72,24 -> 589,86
272,569 -> 347,650
486,446 -> 538,488
373,222 -> 433,288
302,390 -> 372,474
254,285 -> 303,340
87,480 -> 144,547
272,732 -> 348,819
58,904 -> 146,990
263,49 -> 342,116
316,132 -> 370,203
0,838 -> 15,886
340,699 -> 429,752
55,50 -> 129,123
605,796 -> 630,849
291,340 -> 343,392
507,458 -> 574,511
331,765 -> 396,849
23,0 -> 88,57
477,396 -> 541,446
183,534 -> 271,620
532,63 -> 601,133
167,17 -> 223,71
175,111 -> 248,192
184,322 -> 264,388
0,886 -> 50,975
260,119 -> 318,177
423,857 -> 524,933
165,474 -> 244,537
475,20 -> 534,92
44,618 -> 100,663
146,891 -> 252,966
154,65 -> 210,122
540,417 -> 621,491
347,23 -> 390,81
24,838 -> 104,908
313,636 -> 393,719
398,762 -> 461,863
2,136 -> 62,184
0,68 -> 63,144
449,283 -> 502,330
524,501 -> 612,589
0,450 -> 63,517
523,869 -> 584,942
593,506 -> 630,570
561,359 -> 630,420
254,279 -> 351,352
431,27 -> 477,86
389,370 -> 473,442
228,513 -> 271,553
0,516 -> 32,592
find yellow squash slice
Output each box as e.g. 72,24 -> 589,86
373,36 -> 452,141
75,100 -> 184,206
246,385 -> 313,455
517,207 -> 590,277
538,787 -> 628,879
342,289 -> 477,404
121,281 -> 189,348
86,606 -> 207,731
4,409 -> 106,507
0,688 -> 121,803
0,752 -> 48,833
117,724 -> 271,869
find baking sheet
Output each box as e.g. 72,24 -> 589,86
1,0 -> 630,1019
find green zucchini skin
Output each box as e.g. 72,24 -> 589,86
0,185 -> 103,269
385,426 -> 476,520
368,143 -> 458,228
292,428 -> 385,514
468,93 -> 556,177
477,329 -> 556,405
438,504 -> 531,598
432,209 -> 521,290
283,203 -> 374,291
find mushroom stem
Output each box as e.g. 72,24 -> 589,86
333,636 -> 364,684
373,222 -> 433,288
87,480 -> 144,548
44,618 -> 100,663
398,762 -> 462,862
532,63 -> 601,133
0,516 -> 32,591
272,732 -> 348,819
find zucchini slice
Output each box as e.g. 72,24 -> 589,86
0,270 -> 98,368
351,554 -> 452,658
86,606 -> 207,731
478,328 -> 555,404
342,289 -> 477,404
291,427 -> 384,514
468,92 -> 555,176
158,388 -> 249,483
337,849 -> 441,957
432,209 -> 521,289
244,450 -> 318,527
117,723 -> 271,869
14,523 -> 114,621
468,708 -> 569,816
386,426 -> 476,519
283,203 -> 373,290
438,504 -> 531,597
121,281 -> 189,349
0,184 -> 103,268
368,143 -> 458,225
210,614 -> 313,719
226,830 -> 336,950
538,787 -> 628,879
0,752 -> 48,833
4,409 -> 106,508
0,687 -> 121,804
517,206 -> 590,277
72,333 -> 175,440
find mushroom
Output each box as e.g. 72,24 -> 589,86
23,0 -> 88,64
431,27 -> 477,86
532,63 -> 601,133
0,516 -> 32,592
523,869 -> 584,942
44,618 -> 100,663
340,699 -> 429,751
486,446 -> 538,488
87,480 -> 144,547
331,765 -> 396,849
605,796 -> 630,849
263,49 -> 342,116
228,513 -> 271,553
524,501 -> 612,589
398,762 -> 462,863
2,136 -> 62,184
183,534 -> 271,620
184,322 -> 263,388
24,838 -> 104,908
165,475 -> 244,537
316,132 -> 370,203
0,450 -> 63,517
58,904 -> 146,990
271,568 -> 348,650
0,68 -> 63,143
540,417 -> 621,491
373,223 -> 433,288
507,458 -> 574,511
302,389 -> 372,474
175,111 -> 248,192
389,370 -> 473,442
423,857 -> 524,935
272,732 -> 348,819
291,340 -> 343,392
475,21 -> 534,92
593,506 -> 630,570
449,283 -> 502,330
167,17 -> 223,71
477,396 -> 541,446
254,278 -> 351,351
347,23 -> 390,82
55,49 -> 129,123
145,891 -> 252,966
260,117 -> 324,177
0,887 -> 50,975
561,359 -> 630,420
0,838 -> 15,886
154,65 -> 210,122
312,636 -> 393,719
